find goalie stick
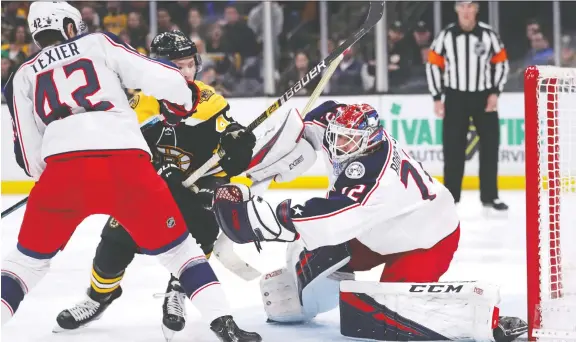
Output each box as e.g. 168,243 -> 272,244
212,49 -> 345,281
181,1 -> 385,188
1,115 -> 163,219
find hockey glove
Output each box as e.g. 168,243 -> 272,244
157,162 -> 184,189
160,81 -> 200,126
218,123 -> 256,176
194,176 -> 231,210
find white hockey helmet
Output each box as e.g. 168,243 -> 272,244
27,1 -> 86,47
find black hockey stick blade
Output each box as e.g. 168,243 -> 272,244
243,1 -> 385,135
2,197 -> 28,219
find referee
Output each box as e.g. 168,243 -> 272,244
426,1 -> 509,212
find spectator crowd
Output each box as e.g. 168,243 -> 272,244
2,1 -> 576,101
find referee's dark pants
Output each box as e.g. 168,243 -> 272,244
442,89 -> 500,203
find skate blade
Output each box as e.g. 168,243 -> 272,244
161,324 -> 177,342
52,322 -> 89,333
482,207 -> 509,218
52,316 -> 102,333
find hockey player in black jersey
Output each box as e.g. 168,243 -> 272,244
55,31 -> 260,342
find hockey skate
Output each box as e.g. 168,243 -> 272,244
482,199 -> 509,217
155,276 -> 187,342
210,315 -> 262,342
54,286 -> 123,332
493,316 -> 528,342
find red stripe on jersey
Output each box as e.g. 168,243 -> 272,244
361,130 -> 393,205
1,299 -> 14,316
14,52 -> 43,75
100,34 -> 182,74
12,97 -> 31,176
292,203 -> 360,222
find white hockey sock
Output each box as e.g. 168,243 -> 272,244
190,282 -> 230,323
156,236 -> 230,322
1,248 -> 51,324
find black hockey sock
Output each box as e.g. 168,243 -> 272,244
88,264 -> 124,302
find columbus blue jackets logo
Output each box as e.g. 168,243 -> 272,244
345,161 -> 365,179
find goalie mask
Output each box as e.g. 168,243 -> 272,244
326,104 -> 383,164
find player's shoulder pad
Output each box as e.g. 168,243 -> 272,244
131,92 -> 162,125
189,80 -> 230,122
98,32 -> 178,68
333,141 -> 391,189
303,100 -> 345,126
99,31 -> 132,48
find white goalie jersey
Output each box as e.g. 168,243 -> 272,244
290,101 -> 459,255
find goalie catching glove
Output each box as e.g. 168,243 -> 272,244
213,183 -> 298,250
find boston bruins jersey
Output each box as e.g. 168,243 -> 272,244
130,80 -> 232,178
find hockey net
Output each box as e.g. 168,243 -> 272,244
525,66 -> 576,340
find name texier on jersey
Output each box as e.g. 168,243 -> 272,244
4,32 -> 192,180
294,101 -> 459,255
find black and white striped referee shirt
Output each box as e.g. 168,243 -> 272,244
426,21 -> 509,100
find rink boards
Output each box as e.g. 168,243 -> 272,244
1,93 -> 528,194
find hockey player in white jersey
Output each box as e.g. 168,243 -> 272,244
212,101 -> 527,341
1,2 -> 260,341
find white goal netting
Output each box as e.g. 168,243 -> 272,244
530,66 -> 576,339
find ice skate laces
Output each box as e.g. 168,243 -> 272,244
154,282 -> 186,318
67,298 -> 100,322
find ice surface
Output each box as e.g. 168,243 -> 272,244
1,190 -> 528,342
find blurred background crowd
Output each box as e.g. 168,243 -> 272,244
2,1 -> 576,101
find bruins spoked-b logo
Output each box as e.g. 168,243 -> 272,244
108,218 -> 120,228
129,94 -> 140,109
199,88 -> 215,103
156,145 -> 193,175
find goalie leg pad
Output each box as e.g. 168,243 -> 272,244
296,243 -> 352,320
339,280 -> 501,341
261,267 -> 307,323
261,242 -> 354,324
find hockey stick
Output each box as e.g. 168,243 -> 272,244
301,53 -> 344,116
212,51 -> 345,281
1,115 -> 163,219
181,1 -> 385,189
1,197 -> 28,219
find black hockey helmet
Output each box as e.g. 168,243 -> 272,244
150,30 -> 202,70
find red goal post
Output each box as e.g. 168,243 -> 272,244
525,65 -> 576,340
